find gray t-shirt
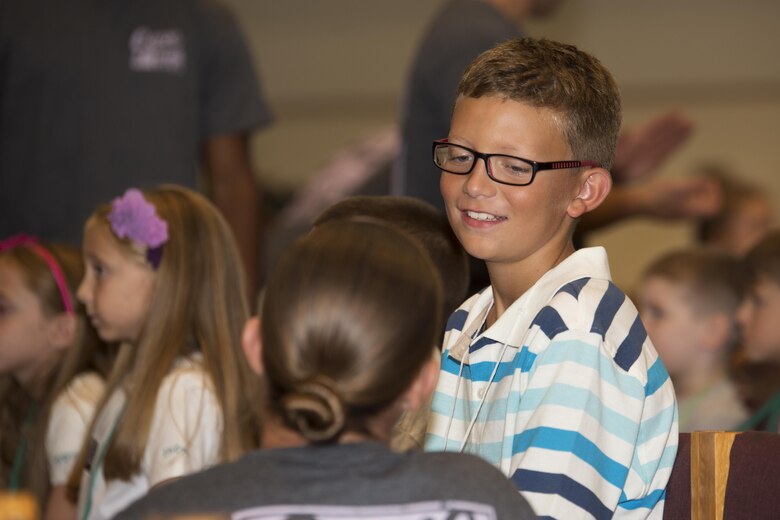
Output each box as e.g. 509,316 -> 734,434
0,0 -> 272,244
394,0 -> 520,211
116,442 -> 536,519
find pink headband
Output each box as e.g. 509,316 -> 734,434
0,234 -> 75,313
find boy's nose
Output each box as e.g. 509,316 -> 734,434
463,158 -> 496,198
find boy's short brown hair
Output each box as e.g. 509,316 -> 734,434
643,248 -> 744,317
458,37 -> 621,170
743,230 -> 780,287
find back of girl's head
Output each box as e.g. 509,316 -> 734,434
262,219 -> 443,443
85,186 -> 256,479
314,195 -> 469,317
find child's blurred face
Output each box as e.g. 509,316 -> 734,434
638,276 -> 707,377
0,258 -> 58,385
440,95 -> 581,270
77,221 -> 156,344
738,276 -> 780,363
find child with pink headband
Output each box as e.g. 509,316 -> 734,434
0,235 -> 111,520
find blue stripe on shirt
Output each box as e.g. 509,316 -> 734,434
619,488 -> 666,510
531,339 -> 645,401
511,468 -> 613,520
441,356 -> 517,382
442,346 -> 536,380
445,308 -> 469,332
559,277 -> 590,299
512,426 -> 629,489
637,403 -> 677,445
590,282 -> 626,339
532,305 -> 568,339
518,386 -> 640,444
644,356 -> 670,396
614,315 -> 647,371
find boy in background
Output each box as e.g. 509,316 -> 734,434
638,248 -> 748,432
736,230 -> 780,432
425,37 -> 677,518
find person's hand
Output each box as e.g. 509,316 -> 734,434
613,111 -> 694,184
632,175 -> 722,220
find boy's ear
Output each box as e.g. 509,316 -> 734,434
401,351 -> 440,411
241,316 -> 264,375
568,167 -> 612,219
47,313 -> 78,351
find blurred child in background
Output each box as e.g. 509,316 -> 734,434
736,231 -> 780,432
638,248 -> 748,431
0,237 -> 110,520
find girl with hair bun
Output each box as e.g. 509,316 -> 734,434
118,219 -> 535,519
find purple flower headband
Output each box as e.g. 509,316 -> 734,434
0,234 -> 75,313
108,188 -> 169,269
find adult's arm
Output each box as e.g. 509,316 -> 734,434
203,134 -> 260,292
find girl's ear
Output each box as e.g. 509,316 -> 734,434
401,351 -> 440,411
241,316 -> 264,375
47,312 -> 78,351
568,167 -> 612,219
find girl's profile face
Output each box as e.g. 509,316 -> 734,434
0,258 -> 59,386
77,221 -> 156,344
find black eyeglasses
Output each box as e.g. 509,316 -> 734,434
432,139 -> 599,187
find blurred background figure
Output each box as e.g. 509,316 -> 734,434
734,231 -> 780,432
0,0 -> 272,289
638,248 -> 748,432
695,165 -> 775,257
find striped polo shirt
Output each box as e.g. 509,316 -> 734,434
426,247 -> 678,519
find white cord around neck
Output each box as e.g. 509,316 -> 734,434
443,301 -> 524,454
442,300 -> 492,452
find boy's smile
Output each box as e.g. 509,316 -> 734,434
440,95 -> 582,274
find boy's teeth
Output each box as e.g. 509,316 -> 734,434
467,210 -> 501,222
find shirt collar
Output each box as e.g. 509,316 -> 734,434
451,247 -> 611,358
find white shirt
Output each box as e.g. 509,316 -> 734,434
77,357 -> 222,520
46,372 -> 104,485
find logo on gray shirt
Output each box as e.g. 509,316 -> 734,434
129,27 -> 186,74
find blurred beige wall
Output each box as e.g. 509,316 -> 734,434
227,0 -> 780,290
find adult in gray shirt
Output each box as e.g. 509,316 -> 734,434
0,0 -> 271,285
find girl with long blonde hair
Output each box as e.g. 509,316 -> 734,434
69,186 -> 259,520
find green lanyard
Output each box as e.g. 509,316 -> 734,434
737,389 -> 780,432
9,403 -> 38,491
80,401 -> 125,520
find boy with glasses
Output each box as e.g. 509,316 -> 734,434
425,37 -> 678,518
